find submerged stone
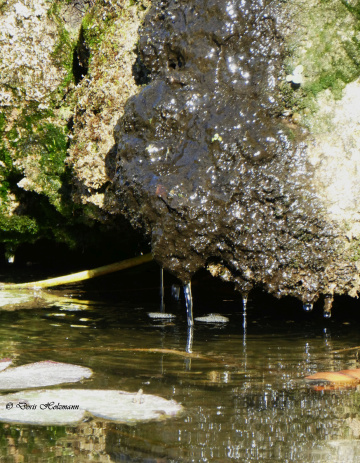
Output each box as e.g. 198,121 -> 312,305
147,312 -> 176,319
0,361 -> 92,390
195,314 -> 229,324
0,388 -> 182,425
114,0 -> 360,302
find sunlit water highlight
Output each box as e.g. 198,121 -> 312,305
0,281 -> 360,462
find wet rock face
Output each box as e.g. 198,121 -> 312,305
67,0 -> 150,214
115,0 -> 345,299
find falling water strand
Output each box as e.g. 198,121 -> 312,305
303,302 -> 313,312
183,282 -> 194,327
323,295 -> 333,318
242,294 -> 248,311
323,327 -> 331,349
242,293 -> 248,332
160,267 -> 165,313
242,293 -> 248,370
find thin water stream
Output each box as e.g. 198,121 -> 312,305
0,273 -> 360,462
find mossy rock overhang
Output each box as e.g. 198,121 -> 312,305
113,0 -> 360,306
0,0 -> 149,256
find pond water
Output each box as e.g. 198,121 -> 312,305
1,265 -> 360,462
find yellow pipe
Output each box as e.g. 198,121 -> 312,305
0,253 -> 153,289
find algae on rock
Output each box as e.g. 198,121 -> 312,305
0,0 -> 147,254
281,0 -> 360,292
0,0 -> 79,250
67,0 -> 150,215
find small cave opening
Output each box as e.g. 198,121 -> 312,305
168,49 -> 185,70
132,54 -> 151,86
73,26 -> 90,85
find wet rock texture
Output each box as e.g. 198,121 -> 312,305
0,0 -> 74,247
0,0 -> 147,251
67,0 -> 150,215
114,0 -> 360,301
2,0 -> 360,302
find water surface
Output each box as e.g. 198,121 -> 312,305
0,273 -> 360,462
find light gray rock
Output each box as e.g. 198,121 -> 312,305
0,388 -> 183,425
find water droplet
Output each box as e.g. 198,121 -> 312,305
171,284 -> 180,301
303,303 -> 313,312
242,293 -> 248,333
242,294 -> 248,311
323,295 -> 333,319
183,282 -> 193,327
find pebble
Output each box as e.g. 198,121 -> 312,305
195,314 -> 229,323
147,312 -> 176,319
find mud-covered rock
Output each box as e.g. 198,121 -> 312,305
114,0 -> 360,303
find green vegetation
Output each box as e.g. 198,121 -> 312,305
0,0 -> 80,252
282,0 -> 360,116
0,0 -> 148,258
348,238 -> 360,261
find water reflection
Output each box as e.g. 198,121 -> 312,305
0,287 -> 360,461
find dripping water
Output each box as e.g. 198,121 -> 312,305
186,326 -> 194,356
242,293 -> 248,332
323,295 -> 333,318
303,303 -> 313,312
242,293 -> 248,371
183,282 -> 194,327
184,283 -> 194,356
323,327 -> 331,349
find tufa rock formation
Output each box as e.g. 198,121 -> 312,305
2,0 -> 360,308
113,0 -> 360,305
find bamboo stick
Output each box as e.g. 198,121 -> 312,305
0,253 -> 153,289
330,345 -> 360,353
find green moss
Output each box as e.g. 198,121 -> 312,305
82,12 -> 102,50
0,215 -> 39,246
348,240 -> 360,261
51,23 -> 73,72
80,0 -> 147,70
283,0 -> 360,112
340,0 -> 360,19
3,104 -> 69,210
0,112 -> 14,207
0,0 -> 147,255
46,1 -> 80,103
0,105 -> 75,249
0,136 -> 12,180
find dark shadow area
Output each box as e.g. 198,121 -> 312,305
73,26 -> 90,85
132,53 -> 151,86
72,265 -> 360,326
104,143 -> 117,182
167,45 -> 185,70
67,115 -> 74,134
